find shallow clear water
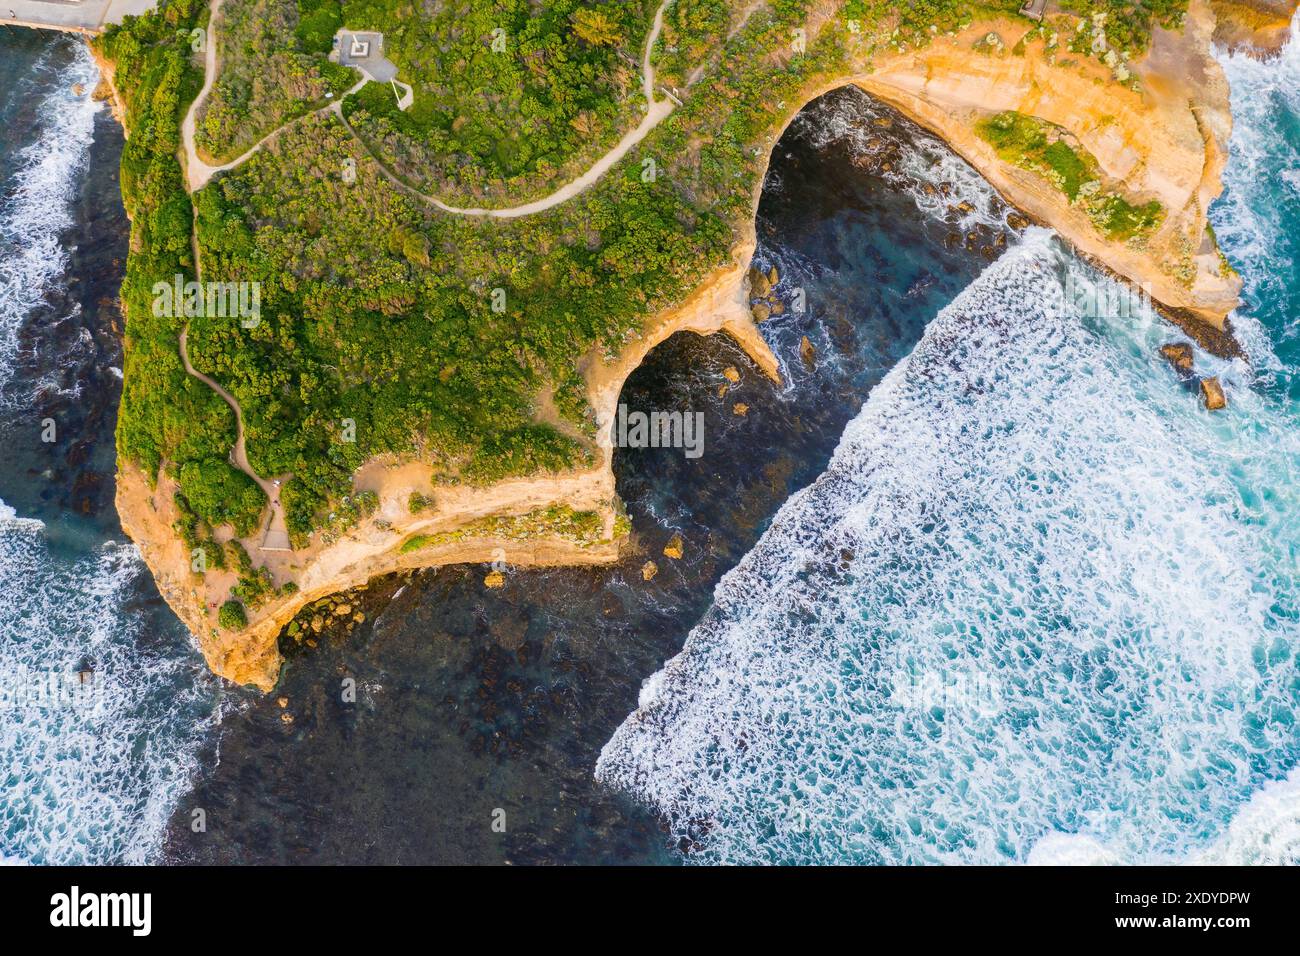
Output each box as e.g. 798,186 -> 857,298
597,20 -> 1300,865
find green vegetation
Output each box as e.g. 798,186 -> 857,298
1059,0 -> 1188,56
978,110 -> 1093,200
399,505 -> 607,552
977,110 -> 1163,241
1090,194 -> 1164,241
96,1 -> 267,557
339,0 -> 654,205
225,538 -> 297,607
408,492 -> 435,513
177,457 -> 265,536
103,0 -> 1182,564
196,0 -> 355,161
218,599 -> 249,629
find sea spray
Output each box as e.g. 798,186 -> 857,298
0,503 -> 219,864
0,34 -> 220,865
0,40 -> 100,397
597,231 -> 1300,864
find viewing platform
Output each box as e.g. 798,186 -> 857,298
0,0 -> 156,35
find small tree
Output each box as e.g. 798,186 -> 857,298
572,9 -> 624,47
218,599 -> 248,630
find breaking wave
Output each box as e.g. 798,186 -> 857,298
0,500 -> 219,864
0,40 -> 99,396
597,231 -> 1300,864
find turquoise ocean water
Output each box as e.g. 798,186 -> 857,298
598,16 -> 1300,865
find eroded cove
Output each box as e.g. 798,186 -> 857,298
160,88 -> 1019,864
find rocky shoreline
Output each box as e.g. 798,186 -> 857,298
105,0 -> 1293,690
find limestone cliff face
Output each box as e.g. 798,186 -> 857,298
1210,0 -> 1300,57
108,0 -> 1293,690
842,0 -> 1246,329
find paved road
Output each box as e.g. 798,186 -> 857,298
1,0 -> 156,34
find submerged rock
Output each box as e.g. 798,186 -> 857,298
1159,342 -> 1194,372
1201,377 -> 1227,410
484,570 -> 506,588
800,335 -> 816,369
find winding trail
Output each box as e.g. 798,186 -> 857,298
181,0 -> 680,213
179,326 -> 292,550
176,0 -> 680,551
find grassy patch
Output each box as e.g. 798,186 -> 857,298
1089,194 -> 1164,241
978,109 -> 1163,241
977,110 -> 1094,200
399,505 -> 607,552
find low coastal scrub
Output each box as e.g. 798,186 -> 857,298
1059,0 -> 1188,56
977,110 -> 1163,241
102,0 -> 1191,565
96,0 -> 268,553
218,599 -> 248,629
399,506 -> 607,553
338,0 -> 652,206
195,0 -> 355,162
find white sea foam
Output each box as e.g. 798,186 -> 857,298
0,501 -> 219,864
598,230 -> 1300,864
785,88 -> 1009,232
0,41 -> 100,396
1210,11 -> 1300,379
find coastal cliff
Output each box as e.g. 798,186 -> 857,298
854,0 -> 1242,330
103,0 -> 1294,690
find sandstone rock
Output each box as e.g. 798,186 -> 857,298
769,299 -> 785,316
72,83 -> 85,97
955,200 -> 975,215
722,366 -> 740,383
280,712 -> 294,725
663,534 -> 684,560
484,570 -> 506,588
751,302 -> 772,323
353,611 -> 365,623
641,560 -> 659,581
717,383 -> 729,397
1159,342 -> 1194,372
1201,377 -> 1227,410
768,266 -> 779,286
749,267 -> 772,297
333,603 -> 352,617
733,402 -> 749,417
1007,213 -> 1030,230
277,697 -> 288,708
310,615 -> 324,633
800,336 -> 816,369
